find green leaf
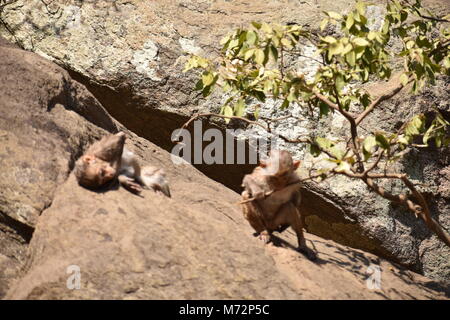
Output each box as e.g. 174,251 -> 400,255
195,79 -> 204,91
335,161 -> 351,173
202,72 -> 215,86
382,19 -> 390,34
367,31 -> 377,41
254,49 -> 265,64
197,57 -> 209,68
435,136 -> 442,147
316,137 -> 334,150
327,11 -> 343,20
363,136 -> 377,153
269,45 -> 278,61
330,146 -> 345,160
354,46 -> 365,59
319,101 -> 330,117
329,41 -> 344,57
228,39 -> 239,49
356,1 -> 366,15
281,99 -> 289,109
253,90 -> 266,102
400,73 -> 409,86
352,37 -> 370,47
234,99 -> 245,117
238,31 -> 248,45
251,21 -> 262,29
346,50 -> 356,66
202,85 -> 213,97
254,107 -> 260,119
335,74 -> 345,92
346,14 -> 355,30
246,31 -> 257,45
261,23 -> 272,34
361,93 -> 371,108
310,143 -> 321,157
405,114 -> 425,136
422,124 -> 435,145
322,36 -> 337,44
281,38 -> 292,48
320,18 -> 329,31
287,89 -> 297,102
342,43 -> 353,55
375,133 -> 390,149
400,10 -> 408,22
397,135 -> 410,145
222,105 -> 233,123
220,35 -> 231,46
244,48 -> 255,61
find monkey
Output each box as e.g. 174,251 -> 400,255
74,132 -> 171,197
240,150 -> 316,260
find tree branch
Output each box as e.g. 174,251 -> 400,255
313,91 -> 356,120
333,169 -> 450,246
180,112 -> 268,132
355,79 -> 413,126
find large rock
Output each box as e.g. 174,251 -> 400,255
5,168 -> 450,299
1,0 -> 449,283
0,37 -> 119,228
0,36 -> 123,296
0,35 -> 448,300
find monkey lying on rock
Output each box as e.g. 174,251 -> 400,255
241,150 -> 316,260
74,132 -> 171,197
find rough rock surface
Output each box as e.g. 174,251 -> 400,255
0,37 -> 119,228
0,36 -> 121,298
0,36 -> 449,300
0,0 -> 449,290
5,168 -> 449,299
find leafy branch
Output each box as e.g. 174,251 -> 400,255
183,0 -> 450,246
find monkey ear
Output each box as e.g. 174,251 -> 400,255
82,155 -> 95,163
293,160 -> 301,169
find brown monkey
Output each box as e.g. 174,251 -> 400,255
74,132 -> 171,197
241,150 -> 315,260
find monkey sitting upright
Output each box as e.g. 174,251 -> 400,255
241,150 -> 315,260
74,132 -> 171,197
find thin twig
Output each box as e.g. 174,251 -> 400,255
238,180 -> 302,204
313,91 -> 356,120
180,112 -> 268,131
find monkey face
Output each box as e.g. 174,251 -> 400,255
261,150 -> 300,189
78,155 -> 116,188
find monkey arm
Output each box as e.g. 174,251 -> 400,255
242,174 -> 266,199
118,174 -> 143,194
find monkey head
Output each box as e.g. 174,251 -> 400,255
260,150 -> 300,188
74,155 -> 117,189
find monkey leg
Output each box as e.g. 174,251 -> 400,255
141,166 -> 171,198
272,202 -> 316,260
274,224 -> 290,233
